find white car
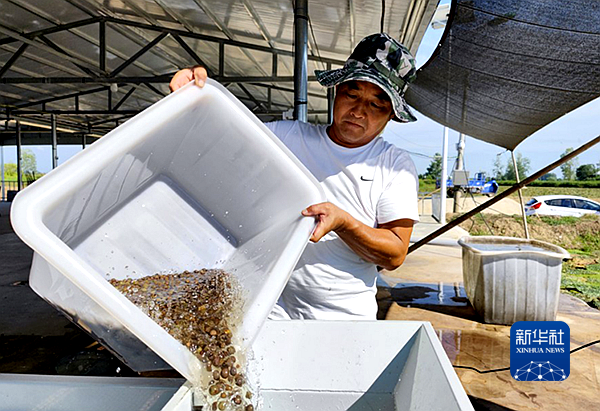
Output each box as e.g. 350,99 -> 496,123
524,195 -> 600,217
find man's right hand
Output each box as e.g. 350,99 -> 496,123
169,66 -> 208,92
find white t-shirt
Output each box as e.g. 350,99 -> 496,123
265,120 -> 419,320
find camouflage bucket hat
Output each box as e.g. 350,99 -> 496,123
315,33 -> 417,123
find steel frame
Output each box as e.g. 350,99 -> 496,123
1,15 -> 341,132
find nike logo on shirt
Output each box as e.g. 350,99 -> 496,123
360,176 -> 374,181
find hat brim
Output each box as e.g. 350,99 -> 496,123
315,67 -> 417,123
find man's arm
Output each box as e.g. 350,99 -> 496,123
302,202 -> 413,271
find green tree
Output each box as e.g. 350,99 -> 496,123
492,154 -> 504,180
540,172 -> 558,181
503,152 -> 530,180
21,148 -> 37,175
560,147 -> 578,180
424,152 -> 442,179
3,163 -> 17,179
576,164 -> 598,181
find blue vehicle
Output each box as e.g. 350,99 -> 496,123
437,172 -> 499,197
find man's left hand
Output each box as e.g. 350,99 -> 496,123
301,202 -> 352,242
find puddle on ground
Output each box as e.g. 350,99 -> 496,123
377,277 -> 469,307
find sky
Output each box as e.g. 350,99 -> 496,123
3,4 -> 600,178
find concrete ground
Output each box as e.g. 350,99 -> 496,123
2,201 -> 600,410
377,215 -> 600,411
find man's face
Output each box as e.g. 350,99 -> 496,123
328,80 -> 394,148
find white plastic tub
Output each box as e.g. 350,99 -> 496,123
10,80 -> 325,384
0,321 -> 474,411
458,236 -> 570,325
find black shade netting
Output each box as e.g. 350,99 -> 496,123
405,0 -> 600,150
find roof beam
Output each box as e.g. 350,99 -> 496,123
240,0 -> 275,48
1,75 -> 318,84
236,84 -> 265,111
38,35 -> 99,77
10,110 -> 140,115
109,32 -> 169,77
3,1 -> 171,78
0,16 -> 101,46
171,34 -> 214,75
15,86 -> 109,108
0,25 -> 101,74
89,114 -> 134,127
152,0 -> 197,33
0,42 -> 29,78
103,17 -> 345,66
249,83 -> 327,99
143,83 -> 166,98
112,87 -> 137,111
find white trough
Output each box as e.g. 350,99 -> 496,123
0,321 -> 473,411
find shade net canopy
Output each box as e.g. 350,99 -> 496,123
405,0 -> 600,150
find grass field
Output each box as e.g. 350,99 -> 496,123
418,179 -> 437,193
562,250 -> 600,309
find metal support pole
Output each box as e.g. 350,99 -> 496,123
16,120 -> 22,191
326,63 -> 334,124
409,135 -> 600,254
219,42 -> 225,77
439,126 -> 449,224
512,150 -> 530,239
1,143 -> 4,201
99,20 -> 106,72
293,0 -> 308,122
327,87 -> 334,124
82,133 -> 86,149
51,114 -> 58,169
453,132 -> 465,213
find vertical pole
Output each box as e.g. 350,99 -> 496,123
272,51 -> 278,77
219,42 -> 225,77
440,126 -> 449,224
99,20 -> 106,72
1,143 -> 4,201
326,62 -> 334,124
327,87 -> 334,124
512,150 -> 529,239
82,133 -> 86,149
86,121 -> 91,150
16,120 -> 22,191
453,132 -> 465,212
51,114 -> 58,169
1,118 -> 5,200
293,0 -> 308,122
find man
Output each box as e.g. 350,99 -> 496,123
170,33 -> 419,320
